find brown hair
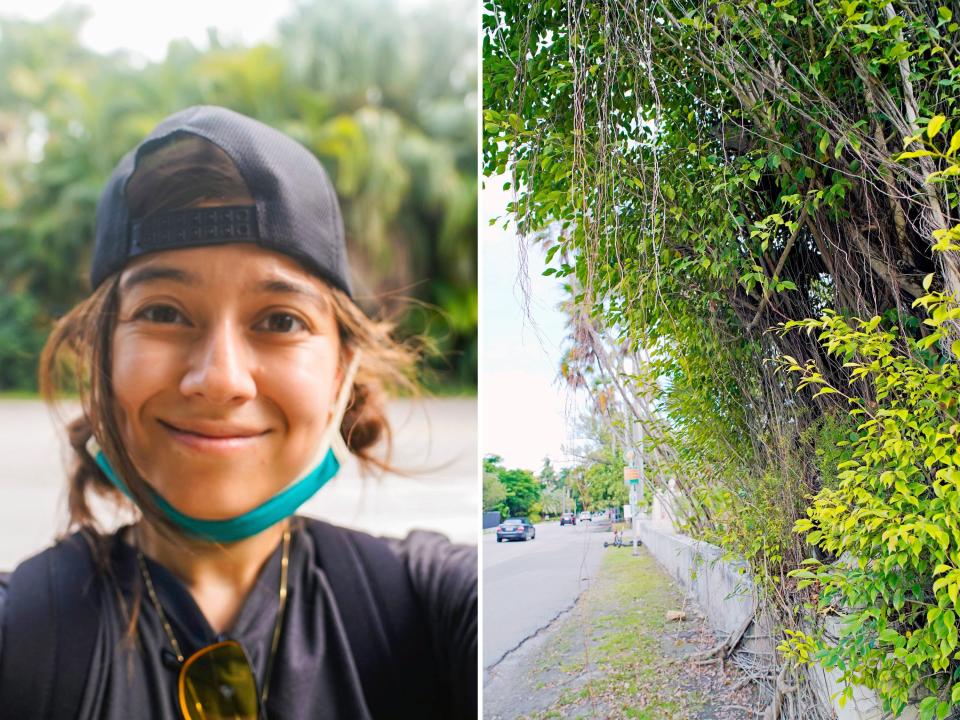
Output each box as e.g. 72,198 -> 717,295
39,136 -> 418,540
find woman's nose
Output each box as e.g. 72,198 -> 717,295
179,322 -> 257,403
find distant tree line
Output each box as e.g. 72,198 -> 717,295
483,443 -> 627,522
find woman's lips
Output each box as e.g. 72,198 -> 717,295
159,419 -> 269,453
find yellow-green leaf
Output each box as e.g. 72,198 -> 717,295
898,149 -> 938,160
948,130 -> 960,157
929,115 -> 947,139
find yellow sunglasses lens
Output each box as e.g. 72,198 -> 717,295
178,641 -> 260,720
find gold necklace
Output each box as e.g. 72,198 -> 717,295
135,527 -> 292,709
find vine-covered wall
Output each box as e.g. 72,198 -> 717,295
484,1 -> 960,716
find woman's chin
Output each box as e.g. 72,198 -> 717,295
150,476 -> 276,521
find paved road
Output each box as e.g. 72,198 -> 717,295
483,520 -> 609,671
0,397 -> 477,569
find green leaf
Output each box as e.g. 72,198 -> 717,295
939,6 -> 952,22
878,628 -> 901,644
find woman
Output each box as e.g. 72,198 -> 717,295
0,106 -> 477,719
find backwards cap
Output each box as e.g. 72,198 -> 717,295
90,105 -> 352,296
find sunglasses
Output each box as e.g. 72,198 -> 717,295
136,527 -> 292,720
177,640 -> 262,720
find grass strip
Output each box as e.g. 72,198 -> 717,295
524,547 -> 711,719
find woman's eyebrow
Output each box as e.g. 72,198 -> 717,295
121,266 -> 200,293
254,278 -> 329,308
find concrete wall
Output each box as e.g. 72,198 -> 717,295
635,519 -> 772,656
635,519 -> 918,720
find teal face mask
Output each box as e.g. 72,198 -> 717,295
86,353 -> 361,543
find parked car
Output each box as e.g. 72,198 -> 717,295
578,511 -> 591,522
560,511 -> 576,526
496,517 -> 536,542
591,511 -> 612,530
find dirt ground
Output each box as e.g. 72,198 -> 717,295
483,546 -> 762,719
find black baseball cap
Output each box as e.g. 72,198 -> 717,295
90,105 -> 352,296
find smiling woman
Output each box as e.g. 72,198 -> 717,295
111,246 -> 345,523
0,107 -> 476,720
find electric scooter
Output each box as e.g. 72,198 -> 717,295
603,528 -> 624,548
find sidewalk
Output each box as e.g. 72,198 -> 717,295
483,547 -> 759,719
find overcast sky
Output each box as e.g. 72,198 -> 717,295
0,0 -> 300,62
0,0 -> 437,62
480,178 -> 582,472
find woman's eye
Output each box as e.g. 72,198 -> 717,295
258,312 -> 307,334
137,305 -> 185,324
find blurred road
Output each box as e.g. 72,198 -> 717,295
482,520 -> 607,671
0,397 -> 477,569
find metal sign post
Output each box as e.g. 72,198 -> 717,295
636,420 -> 643,556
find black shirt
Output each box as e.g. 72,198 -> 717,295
0,517 -> 477,719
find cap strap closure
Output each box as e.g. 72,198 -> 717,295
130,205 -> 259,254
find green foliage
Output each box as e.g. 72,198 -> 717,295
526,502 -> 543,524
0,289 -> 46,391
782,298 -> 960,716
483,454 -> 504,474
691,473 -> 795,573
498,467 -> 542,519
0,0 -> 477,391
538,487 -> 565,516
583,455 -> 628,510
799,409 -> 861,493
483,454 -> 543,518
483,471 -> 507,512
539,456 -> 559,490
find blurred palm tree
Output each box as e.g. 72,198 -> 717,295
0,0 -> 477,391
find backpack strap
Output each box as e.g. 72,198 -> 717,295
0,532 -> 102,720
304,519 -> 438,719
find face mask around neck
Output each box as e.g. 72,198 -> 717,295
86,352 -> 362,543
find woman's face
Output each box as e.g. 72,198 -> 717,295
111,244 -> 343,520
